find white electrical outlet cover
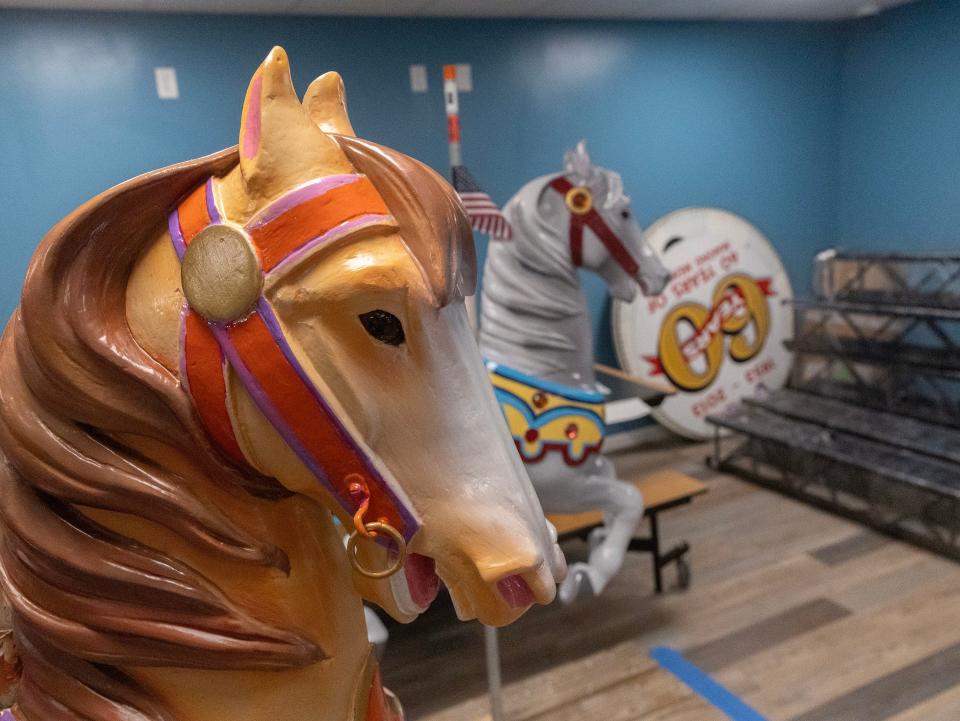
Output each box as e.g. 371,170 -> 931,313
455,63 -> 472,92
409,64 -> 428,93
155,67 -> 179,100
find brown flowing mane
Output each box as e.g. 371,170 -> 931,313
0,137 -> 472,720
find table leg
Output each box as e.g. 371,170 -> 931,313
650,512 -> 663,594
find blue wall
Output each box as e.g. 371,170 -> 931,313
0,10 -> 845,363
839,0 -> 960,253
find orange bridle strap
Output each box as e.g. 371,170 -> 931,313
169,174 -> 418,542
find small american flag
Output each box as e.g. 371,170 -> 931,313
452,165 -> 513,240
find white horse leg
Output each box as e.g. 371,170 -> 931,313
556,460 -> 643,603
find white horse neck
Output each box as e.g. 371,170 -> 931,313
479,231 -> 597,391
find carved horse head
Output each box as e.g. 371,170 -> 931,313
506,140 -> 671,300
0,47 -> 562,720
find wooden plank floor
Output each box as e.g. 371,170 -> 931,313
378,438 -> 960,721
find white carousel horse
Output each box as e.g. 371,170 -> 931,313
480,142 -> 671,603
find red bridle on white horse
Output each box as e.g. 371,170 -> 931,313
548,177 -> 641,277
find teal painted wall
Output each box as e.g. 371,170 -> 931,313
839,0 -> 960,253
0,10 -> 845,362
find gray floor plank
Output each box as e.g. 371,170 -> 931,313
791,641 -> 960,721
684,598 -> 851,673
809,530 -> 889,566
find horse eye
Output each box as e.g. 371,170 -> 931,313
359,310 -> 405,346
621,209 -> 631,220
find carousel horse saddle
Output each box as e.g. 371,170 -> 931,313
487,361 -> 606,467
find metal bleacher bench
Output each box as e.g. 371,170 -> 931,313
548,469 -> 707,593
709,250 -> 960,560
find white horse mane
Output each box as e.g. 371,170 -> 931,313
563,140 -> 598,185
563,140 -> 625,211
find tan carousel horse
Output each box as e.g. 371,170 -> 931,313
0,47 -> 564,721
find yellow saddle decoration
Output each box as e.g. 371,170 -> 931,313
487,362 -> 606,467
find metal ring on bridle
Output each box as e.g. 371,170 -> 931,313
564,186 -> 593,216
180,223 -> 262,323
347,521 -> 407,579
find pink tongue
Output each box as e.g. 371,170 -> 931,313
404,553 -> 440,609
497,574 -> 535,609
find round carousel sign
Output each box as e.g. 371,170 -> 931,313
613,208 -> 793,440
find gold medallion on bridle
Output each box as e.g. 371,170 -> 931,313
181,224 -> 262,323
565,186 -> 593,216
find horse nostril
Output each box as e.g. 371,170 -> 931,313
496,574 -> 535,609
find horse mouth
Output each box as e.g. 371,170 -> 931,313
496,574 -> 537,608
459,561 -> 558,624
398,552 -> 557,620
638,268 -> 672,297
403,552 -> 440,611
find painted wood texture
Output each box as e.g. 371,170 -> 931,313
380,440 -> 960,721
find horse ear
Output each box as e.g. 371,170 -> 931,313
563,140 -> 594,184
303,71 -> 356,137
238,47 -> 353,195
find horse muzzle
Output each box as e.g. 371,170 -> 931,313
637,265 -> 671,297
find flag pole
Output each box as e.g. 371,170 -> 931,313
443,63 -> 478,329
442,64 -> 512,242
484,623 -> 507,721
443,64 -> 462,173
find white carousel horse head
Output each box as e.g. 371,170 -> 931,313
506,140 -> 670,301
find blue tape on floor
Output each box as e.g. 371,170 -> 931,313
650,646 -> 770,721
